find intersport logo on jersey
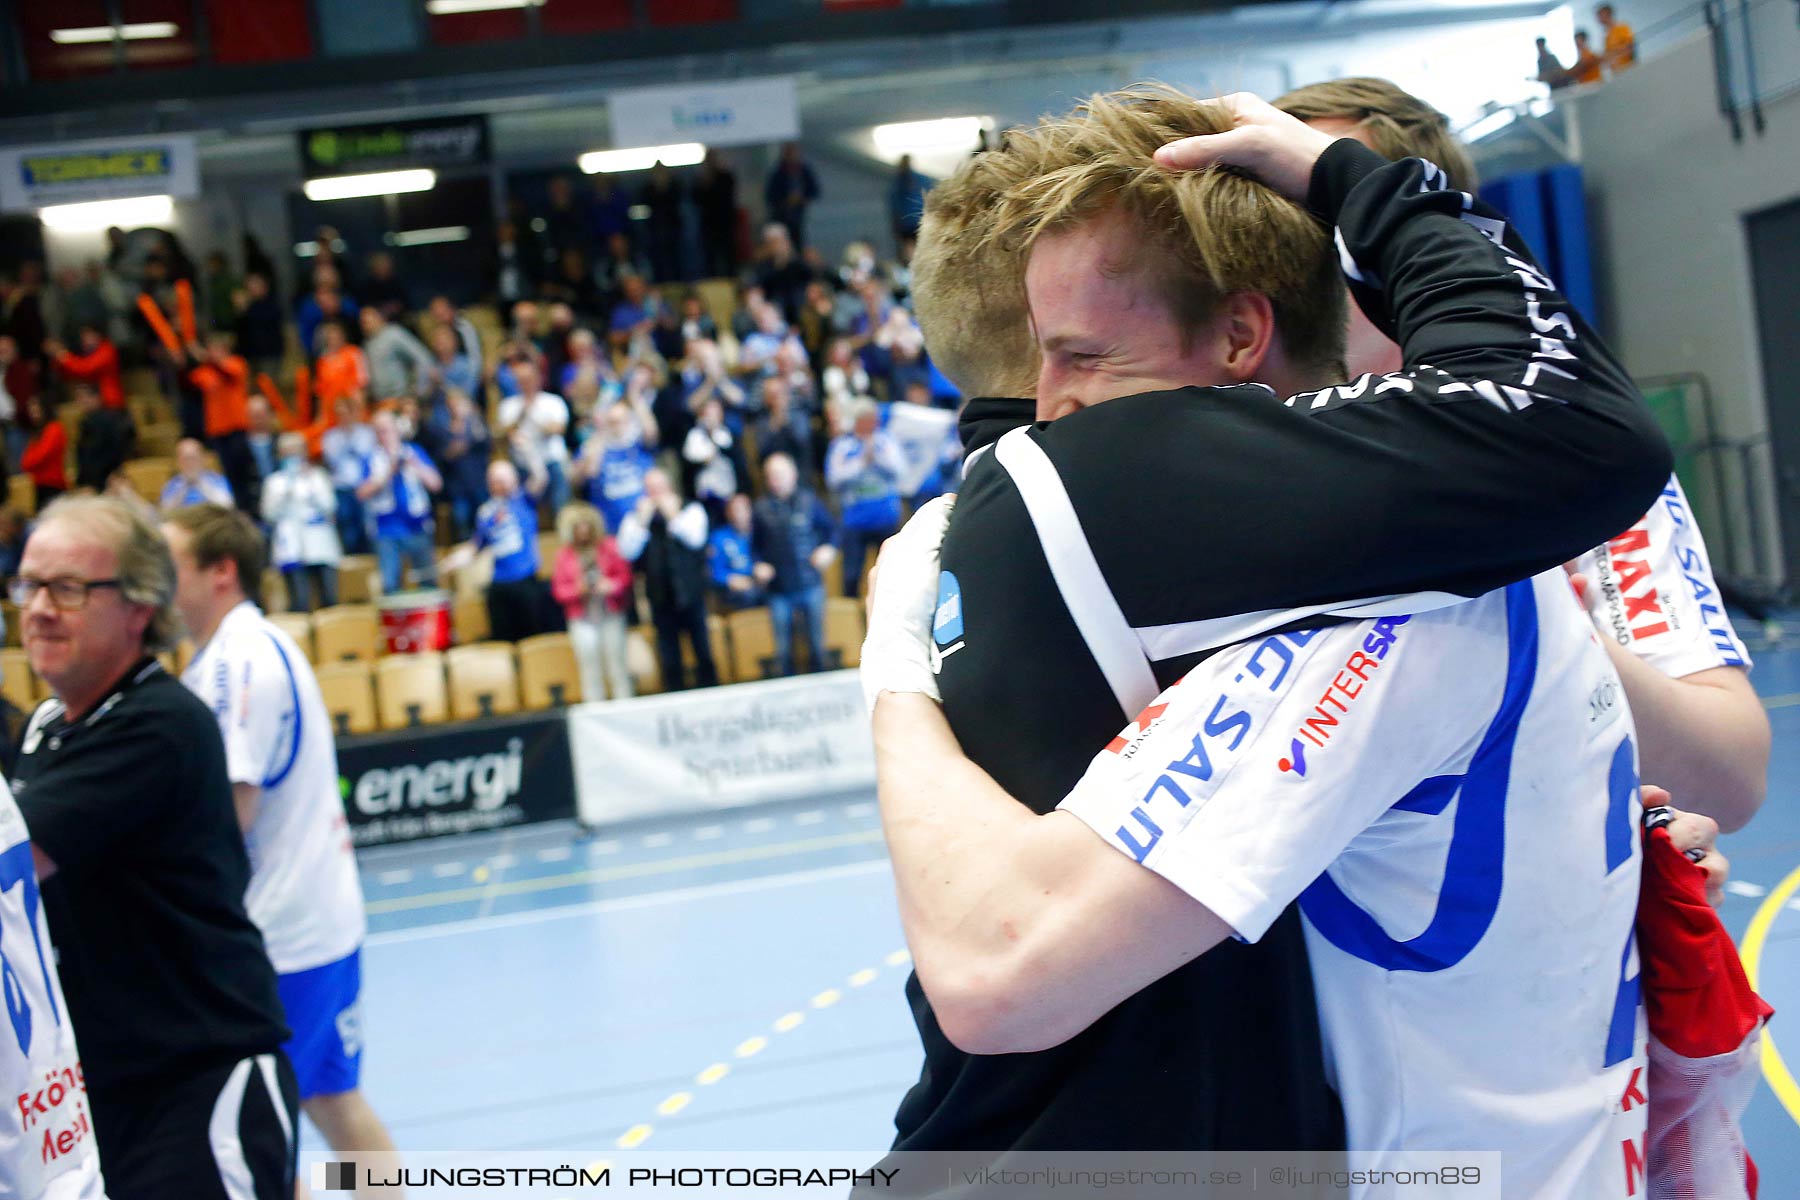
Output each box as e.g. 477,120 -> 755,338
336,715 -> 577,846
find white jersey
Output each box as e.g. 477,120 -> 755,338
1574,474 -> 1751,679
183,602 -> 365,974
1060,571 -> 1649,1199
0,780 -> 104,1199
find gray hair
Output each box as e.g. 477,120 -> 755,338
34,494 -> 180,653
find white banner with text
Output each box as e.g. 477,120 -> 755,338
568,670 -> 873,825
608,76 -> 799,151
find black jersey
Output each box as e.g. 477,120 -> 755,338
890,141 -> 1671,1153
12,659 -> 289,1097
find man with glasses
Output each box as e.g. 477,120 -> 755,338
9,495 -> 298,1199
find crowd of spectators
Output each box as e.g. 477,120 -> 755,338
0,141 -> 962,703
1536,3 -> 1636,90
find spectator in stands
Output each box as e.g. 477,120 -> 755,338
680,338 -> 747,434
739,302 -> 801,383
824,398 -> 904,598
1570,29 -> 1605,83
875,306 -> 931,400
358,410 -> 441,594
161,438 -> 233,511
491,220 -> 536,307
765,142 -> 820,249
542,175 -> 590,263
261,431 -> 341,611
696,150 -> 740,279
184,330 -> 256,511
246,394 -> 280,489
543,251 -> 603,323
1536,36 -> 1572,89
443,460 -> 558,642
360,307 -> 435,403
609,275 -> 661,357
542,302 -> 580,388
322,395 -> 376,555
587,175 -> 633,250
202,251 -> 240,334
19,394 -> 67,507
427,295 -> 483,378
44,324 -> 124,409
795,279 -> 840,367
752,376 -> 812,473
641,162 -> 686,283
1598,3 -> 1636,72
313,320 -> 369,413
751,453 -> 835,676
682,396 -> 748,522
2,262 -> 48,357
707,492 -> 762,611
0,334 -> 32,469
497,357 -> 572,513
297,277 -> 359,361
619,468 -> 717,691
752,223 -> 814,322
822,337 -> 871,412
73,382 -> 136,493
234,272 -> 287,383
420,386 -> 490,542
574,391 -> 658,533
561,328 -> 619,419
595,232 -> 651,310
888,154 -> 930,253
892,378 -> 961,505
57,263 -> 109,346
428,323 -> 479,403
551,501 -> 634,702
678,291 -> 719,345
358,252 -> 410,322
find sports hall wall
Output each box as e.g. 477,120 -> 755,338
1573,30 -> 1799,588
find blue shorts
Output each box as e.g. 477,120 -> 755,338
276,948 -> 364,1100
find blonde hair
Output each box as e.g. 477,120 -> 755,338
36,494 -> 181,652
1274,77 -> 1478,193
993,84 -> 1345,378
556,501 -> 605,544
909,129 -> 1049,399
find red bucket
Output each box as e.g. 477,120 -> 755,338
378,589 -> 452,654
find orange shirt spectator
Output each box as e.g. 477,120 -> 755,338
1600,5 -> 1636,71
314,345 -> 369,412
21,408 -> 69,494
190,354 -> 252,438
1571,31 -> 1604,83
50,334 -> 125,409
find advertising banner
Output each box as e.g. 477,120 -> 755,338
0,136 -> 200,212
299,115 -> 490,179
339,711 -> 574,847
607,76 -> 799,151
568,669 -> 873,826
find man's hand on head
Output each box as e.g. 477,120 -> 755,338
1154,92 -> 1339,201
860,496 -> 954,714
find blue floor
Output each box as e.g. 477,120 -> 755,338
336,616 -> 1800,1188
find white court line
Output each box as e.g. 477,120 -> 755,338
742,818 -> 775,834
1727,881 -> 1769,898
845,803 -> 875,819
694,826 -> 725,841
365,859 -> 893,947
431,862 -> 465,878
489,854 -> 519,870
376,870 -> 414,886
590,840 -> 622,855
537,847 -> 573,863
795,811 -> 826,826
642,833 -> 675,849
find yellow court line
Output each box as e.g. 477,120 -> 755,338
364,830 -> 885,914
1741,860 -> 1800,1130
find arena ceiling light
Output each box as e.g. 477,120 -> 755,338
578,143 -> 706,174
49,22 -> 179,43
424,0 -> 544,13
384,225 -> 472,247
871,117 -> 989,159
303,169 -> 437,202
40,195 -> 175,233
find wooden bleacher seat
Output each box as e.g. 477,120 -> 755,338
267,612 -> 314,662
316,662 -> 378,736
517,633 -> 582,708
824,596 -> 864,669
121,457 -> 176,505
311,604 -> 381,663
708,614 -> 732,684
0,650 -> 37,714
336,555 -> 377,604
137,421 -> 182,458
0,603 -> 19,647
452,592 -> 490,645
725,607 -> 779,681
6,476 -> 35,517
625,626 -> 662,694
374,653 -> 448,729
536,531 -> 559,580
261,567 -> 288,614
446,644 -> 520,721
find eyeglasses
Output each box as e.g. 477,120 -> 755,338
9,577 -> 123,611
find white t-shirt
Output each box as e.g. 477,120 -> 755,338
182,602 -> 366,974
0,779 -> 104,1199
1060,571 -> 1649,1199
497,391 -> 571,466
1573,473 -> 1751,679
